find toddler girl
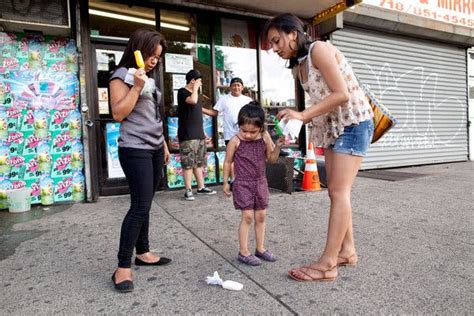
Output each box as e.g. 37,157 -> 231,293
223,102 -> 284,266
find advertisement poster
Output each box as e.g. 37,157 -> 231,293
203,153 -> 217,185
216,151 -> 226,183
173,90 -> 178,106
166,153 -> 191,189
203,114 -> 213,148
167,152 -> 216,188
98,87 -> 109,115
165,53 -> 193,73
96,49 -> 123,71
167,117 -> 179,150
105,122 -> 125,179
172,74 -> 186,90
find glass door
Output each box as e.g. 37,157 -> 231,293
92,44 -> 128,195
88,1 -> 158,195
160,9 -> 217,189
213,17 -> 259,150
260,36 -> 299,148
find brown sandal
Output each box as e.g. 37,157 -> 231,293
288,265 -> 337,282
337,253 -> 358,266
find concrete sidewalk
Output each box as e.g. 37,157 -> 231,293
0,162 -> 473,314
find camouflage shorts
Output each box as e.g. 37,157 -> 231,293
179,139 -> 207,169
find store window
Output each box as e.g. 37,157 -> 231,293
89,1 -> 156,39
160,10 -> 212,147
160,10 -> 216,188
213,18 -> 258,147
260,41 -> 297,146
214,18 -> 258,98
261,50 -> 296,107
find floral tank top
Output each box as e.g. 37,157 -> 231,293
300,42 -> 373,147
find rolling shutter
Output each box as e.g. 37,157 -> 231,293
332,28 -> 468,169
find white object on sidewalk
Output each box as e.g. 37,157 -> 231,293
7,188 -> 32,213
205,271 -> 243,291
278,119 -> 303,141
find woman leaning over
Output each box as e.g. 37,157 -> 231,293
109,29 -> 171,292
266,14 -> 374,281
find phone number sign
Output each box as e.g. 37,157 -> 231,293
363,0 -> 474,27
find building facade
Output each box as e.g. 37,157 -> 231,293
0,0 -> 472,202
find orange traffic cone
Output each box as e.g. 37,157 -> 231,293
302,143 -> 321,191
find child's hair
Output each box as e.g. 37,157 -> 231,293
237,101 -> 265,130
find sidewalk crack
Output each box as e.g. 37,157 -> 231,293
153,200 -> 298,316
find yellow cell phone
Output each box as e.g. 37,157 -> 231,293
134,50 -> 145,69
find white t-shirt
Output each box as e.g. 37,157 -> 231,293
213,94 -> 253,141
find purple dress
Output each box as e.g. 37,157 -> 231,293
232,137 -> 269,210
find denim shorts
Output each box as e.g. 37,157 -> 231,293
328,119 -> 374,157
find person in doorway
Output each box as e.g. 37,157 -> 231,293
223,102 -> 284,266
177,69 -> 216,201
109,28 -> 172,293
265,14 -> 374,281
202,77 -> 253,181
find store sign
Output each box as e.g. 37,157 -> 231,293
97,88 -> 109,115
172,74 -> 186,90
313,0 -> 363,25
363,0 -> 474,27
96,49 -> 123,71
165,53 -> 193,74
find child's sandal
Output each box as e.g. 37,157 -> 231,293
255,249 -> 277,262
238,253 -> 262,266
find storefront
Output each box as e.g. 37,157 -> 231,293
3,0 -> 361,202
7,0 -> 469,202
0,0 -> 346,205
83,1 -> 301,197
334,0 -> 473,169
84,1 -> 370,198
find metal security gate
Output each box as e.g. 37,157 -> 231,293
332,28 -> 468,169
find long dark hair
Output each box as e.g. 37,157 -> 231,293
238,101 -> 265,131
115,28 -> 168,79
264,14 -> 312,69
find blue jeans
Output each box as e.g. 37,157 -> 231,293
328,120 -> 374,157
117,146 -> 164,268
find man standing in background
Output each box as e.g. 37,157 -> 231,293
178,69 -> 216,201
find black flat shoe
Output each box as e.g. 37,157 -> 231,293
112,271 -> 134,293
134,256 -> 172,266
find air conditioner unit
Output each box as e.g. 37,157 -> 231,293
0,0 -> 71,36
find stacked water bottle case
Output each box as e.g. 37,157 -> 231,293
0,32 -> 85,208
